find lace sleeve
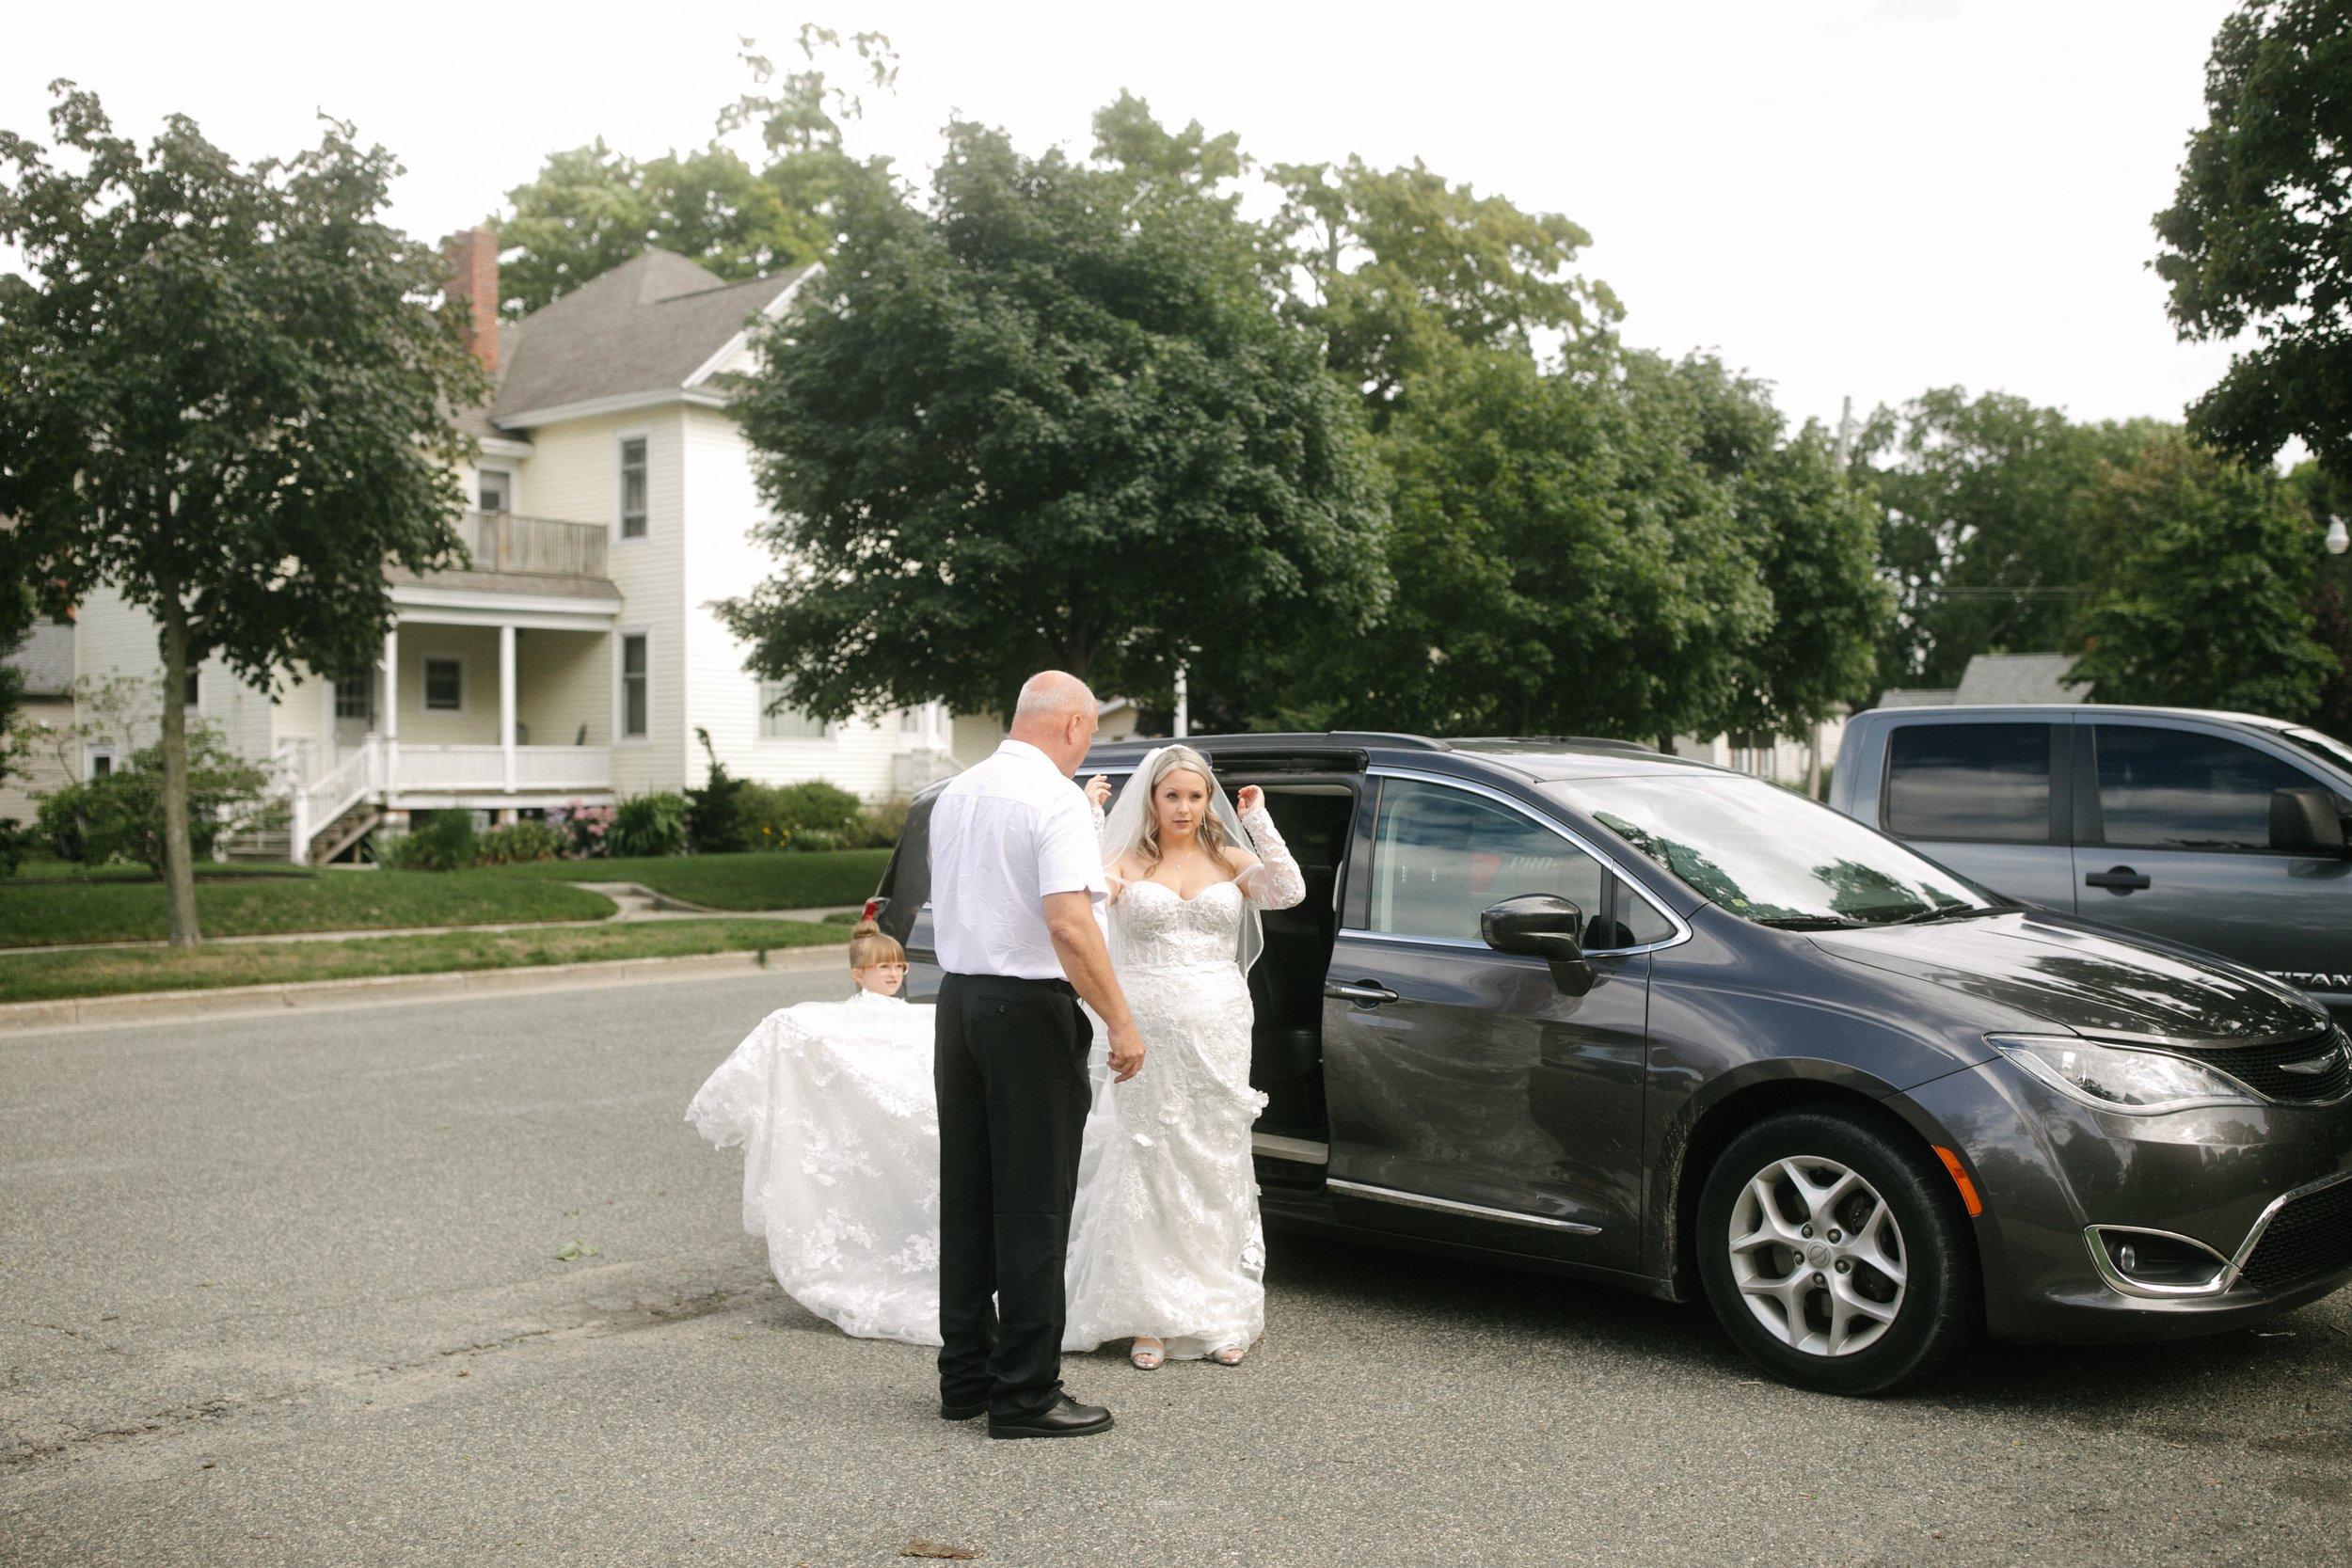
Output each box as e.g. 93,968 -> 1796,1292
1233,804 -> 1307,911
1093,800 -> 1127,903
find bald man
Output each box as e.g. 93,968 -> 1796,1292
929,671 -> 1145,1439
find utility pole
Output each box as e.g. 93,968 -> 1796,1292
1173,663 -> 1189,739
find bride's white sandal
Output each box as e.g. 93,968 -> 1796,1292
1130,1338 -> 1166,1370
1208,1344 -> 1247,1367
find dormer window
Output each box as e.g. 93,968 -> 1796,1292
478,469 -> 511,513
618,436 -> 648,538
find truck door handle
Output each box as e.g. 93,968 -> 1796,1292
1326,979 -> 1402,1007
2085,866 -> 2152,893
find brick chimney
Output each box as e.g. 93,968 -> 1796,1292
442,226 -> 500,373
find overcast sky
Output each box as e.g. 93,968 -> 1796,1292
5,0 -> 2247,438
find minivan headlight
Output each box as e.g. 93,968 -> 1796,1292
1989,1035 -> 2260,1115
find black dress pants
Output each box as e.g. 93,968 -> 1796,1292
933,971 -> 1093,1418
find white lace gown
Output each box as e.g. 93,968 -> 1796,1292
684,805 -> 1306,1356
685,991 -> 944,1346
1064,828 -> 1305,1358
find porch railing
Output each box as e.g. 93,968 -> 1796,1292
395,744 -> 612,794
453,510 -> 610,578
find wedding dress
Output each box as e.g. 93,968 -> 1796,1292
1064,803 -> 1306,1358
685,793 -> 1305,1356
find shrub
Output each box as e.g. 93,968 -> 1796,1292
686,728 -> 755,853
378,810 -> 477,872
475,820 -> 564,865
546,800 -> 612,859
608,792 -> 689,857
856,797 -> 912,849
33,730 -> 278,869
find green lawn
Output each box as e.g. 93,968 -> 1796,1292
499,848 -> 892,911
4,856 -> 313,884
0,918 -> 850,1005
0,868 -> 615,948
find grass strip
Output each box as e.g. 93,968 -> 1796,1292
0,869 -> 615,948
497,848 -> 892,911
0,918 -> 850,1004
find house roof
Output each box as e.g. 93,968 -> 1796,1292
487,253 -> 814,429
1954,653 -> 2086,705
4,620 -> 73,698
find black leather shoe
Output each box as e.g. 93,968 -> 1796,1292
987,1395 -> 1113,1440
939,1399 -> 988,1421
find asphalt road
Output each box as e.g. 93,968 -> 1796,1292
3,973 -> 2348,1568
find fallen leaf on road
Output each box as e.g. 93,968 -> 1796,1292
901,1541 -> 984,1560
555,1241 -> 599,1261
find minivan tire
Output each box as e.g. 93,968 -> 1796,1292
1696,1109 -> 1978,1396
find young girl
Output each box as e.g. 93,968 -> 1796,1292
685,919 -> 944,1345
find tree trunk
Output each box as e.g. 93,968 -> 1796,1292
158,591 -> 201,948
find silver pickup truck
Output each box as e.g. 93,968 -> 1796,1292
1832,705 -> 2352,1023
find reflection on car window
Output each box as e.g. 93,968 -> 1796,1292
2095,726 -> 2315,850
1370,780 -> 1602,942
1555,774 -> 1989,927
1884,723 -> 2053,843
2283,727 -> 2352,778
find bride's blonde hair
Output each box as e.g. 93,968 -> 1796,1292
1133,744 -> 1228,871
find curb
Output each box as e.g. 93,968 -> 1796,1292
0,943 -> 848,1037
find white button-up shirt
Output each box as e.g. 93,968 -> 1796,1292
930,739 -> 1107,980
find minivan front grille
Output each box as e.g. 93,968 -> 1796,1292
2188,1028 -> 2351,1105
2239,1178 -> 2352,1292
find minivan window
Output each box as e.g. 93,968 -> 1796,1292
1369,780 -> 1604,942
2094,725 -> 2316,850
1558,774 -> 1990,927
1883,722 -> 2053,843
2283,727 -> 2352,778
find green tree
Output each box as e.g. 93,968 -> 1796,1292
2155,0 -> 2352,475
716,103 -> 1390,722
2289,462 -> 2352,737
0,85 -> 482,944
498,26 -> 897,316
1306,341 -> 1768,741
1273,155 -> 1620,423
1854,388 -> 2166,690
1632,355 -> 1888,742
2069,437 -> 2338,718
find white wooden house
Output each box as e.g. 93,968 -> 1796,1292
70,232 -> 973,862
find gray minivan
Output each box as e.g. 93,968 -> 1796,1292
1833,705 -> 2352,1022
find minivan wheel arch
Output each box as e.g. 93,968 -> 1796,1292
1661,1081 -> 1968,1306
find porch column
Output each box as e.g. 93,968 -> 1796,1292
500,623 -> 516,795
318,664 -> 337,764
381,625 -> 399,799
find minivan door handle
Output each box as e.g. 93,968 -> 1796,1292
1326,979 -> 1402,1007
2085,865 -> 2153,893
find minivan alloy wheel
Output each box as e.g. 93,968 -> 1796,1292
1727,1157 -> 1906,1356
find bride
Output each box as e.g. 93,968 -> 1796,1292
1069,745 -> 1307,1368
684,745 -> 1305,1364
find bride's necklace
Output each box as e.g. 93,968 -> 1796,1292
1146,839 -> 1228,899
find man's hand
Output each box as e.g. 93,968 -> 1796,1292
1107,1022 -> 1146,1083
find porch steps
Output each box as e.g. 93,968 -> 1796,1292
306,802 -> 383,865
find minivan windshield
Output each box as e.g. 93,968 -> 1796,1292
1549,774 -> 1997,928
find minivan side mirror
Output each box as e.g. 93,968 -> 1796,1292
1481,894 -> 1595,997
2269,789 -> 2348,856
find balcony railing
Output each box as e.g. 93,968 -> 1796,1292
453,510 -> 610,578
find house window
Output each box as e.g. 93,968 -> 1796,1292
758,680 -> 830,739
622,635 -> 649,738
899,707 -> 922,734
478,469 -> 512,513
87,748 -> 114,780
618,437 -> 648,539
335,673 -> 373,721
184,670 -> 199,707
423,657 -> 463,711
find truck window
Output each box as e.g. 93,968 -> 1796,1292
1884,723 -> 2054,843
2094,725 -> 2316,850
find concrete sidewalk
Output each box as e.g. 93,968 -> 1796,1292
0,942 -> 847,1037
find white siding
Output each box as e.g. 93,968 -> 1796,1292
678,405 -> 907,800
70,583 -> 284,766
519,409 -> 688,797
